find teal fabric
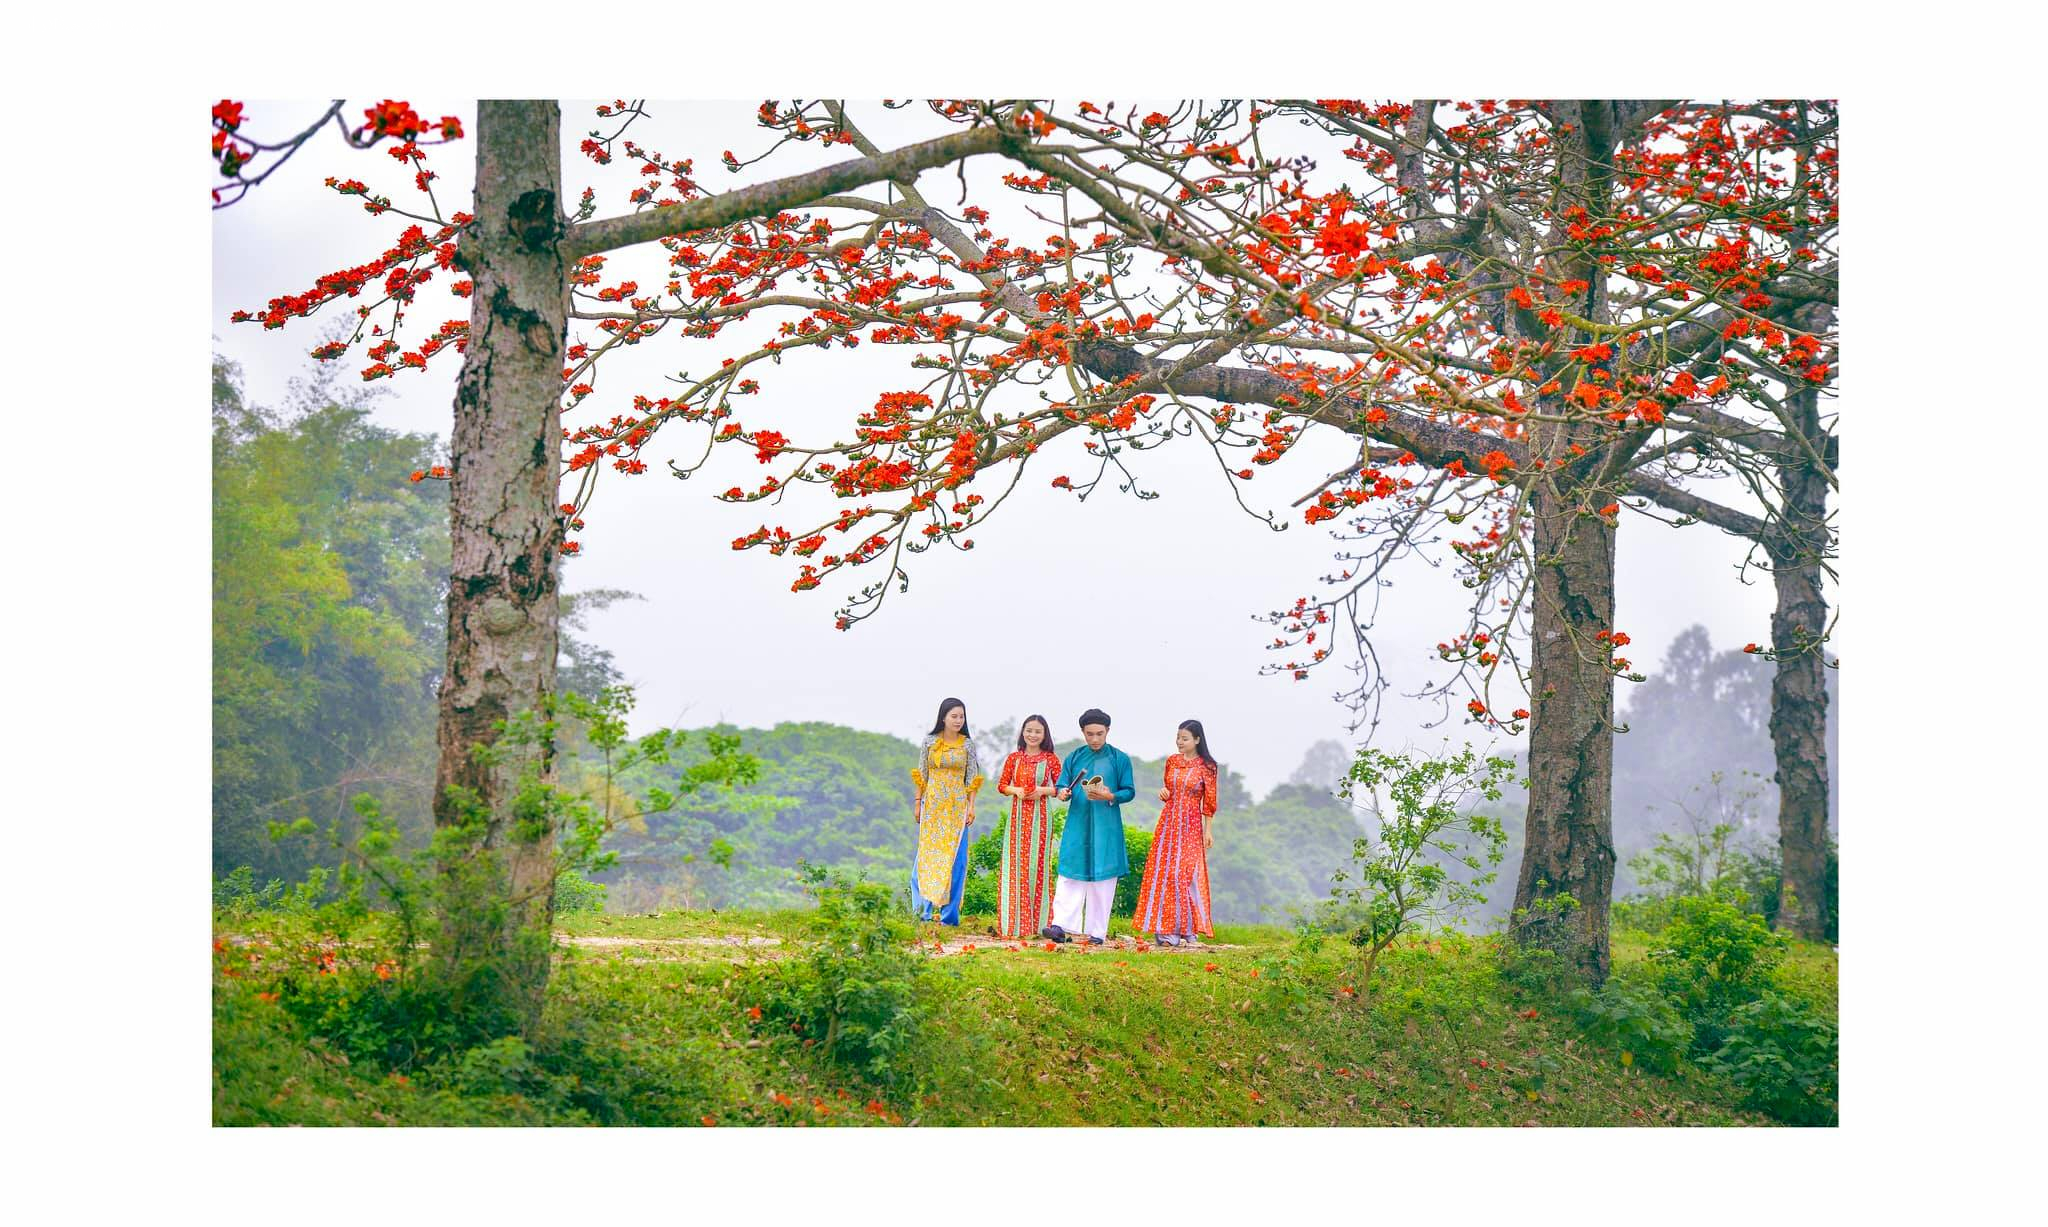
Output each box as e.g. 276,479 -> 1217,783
1055,743 -> 1134,881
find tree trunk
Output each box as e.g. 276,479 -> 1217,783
1508,101 -> 1622,983
432,100 -> 569,1033
1768,382 -> 1833,941
1512,473 -> 1619,981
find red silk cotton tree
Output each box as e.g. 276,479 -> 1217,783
221,99 -> 1836,996
627,100 -> 1836,978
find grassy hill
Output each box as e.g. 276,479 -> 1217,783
213,903 -> 1835,1127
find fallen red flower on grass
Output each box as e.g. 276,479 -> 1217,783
1204,962 -> 1220,972
747,1005 -> 763,1021
701,1115 -> 717,1126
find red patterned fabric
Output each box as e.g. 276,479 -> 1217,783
998,750 -> 1060,939
1132,754 -> 1217,938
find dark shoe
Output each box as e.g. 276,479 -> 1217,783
1042,925 -> 1068,943
1087,935 -> 1105,945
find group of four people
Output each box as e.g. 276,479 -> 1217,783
911,700 -> 1218,947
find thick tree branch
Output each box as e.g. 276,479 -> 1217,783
562,125 -> 1020,260
1624,472 -> 1768,538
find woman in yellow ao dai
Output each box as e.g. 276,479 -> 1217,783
910,697 -> 985,925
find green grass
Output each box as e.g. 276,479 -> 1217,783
215,910 -> 1834,1127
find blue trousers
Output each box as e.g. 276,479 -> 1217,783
911,825 -> 972,925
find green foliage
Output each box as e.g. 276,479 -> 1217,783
212,353 -> 647,886
759,865 -> 927,1085
1719,839 -> 1840,943
212,356 -> 447,881
1495,933 -> 1582,1001
1649,894 -> 1788,1039
247,687 -> 755,1066
1320,744 -> 1513,990
1251,923 -> 1329,1012
1112,825 -> 1153,918
555,868 -> 608,916
1566,974 -> 1695,1074
1703,992 -> 1839,1125
212,865 -> 285,916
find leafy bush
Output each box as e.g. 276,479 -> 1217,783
213,865 -> 285,916
1251,922 -> 1330,1013
1649,894 -> 1787,1045
1704,992 -> 1838,1125
762,864 -> 927,1085
1495,934 -> 1583,1001
1112,825 -> 1153,918
1319,744 -> 1513,993
1722,840 -> 1840,942
1567,975 -> 1694,1074
555,867 -> 608,916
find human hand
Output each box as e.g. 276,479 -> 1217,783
1086,784 -> 1112,803
1057,788 -> 1071,801
1204,833 -> 1214,850
1158,787 -> 1170,802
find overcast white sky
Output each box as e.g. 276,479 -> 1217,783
211,100 -> 1805,795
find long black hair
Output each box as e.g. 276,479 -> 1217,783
1178,719 -> 1217,769
929,697 -> 969,737
1016,714 -> 1056,757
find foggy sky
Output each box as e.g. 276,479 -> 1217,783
211,100 -> 1808,796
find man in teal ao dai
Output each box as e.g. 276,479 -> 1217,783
1043,707 -> 1134,945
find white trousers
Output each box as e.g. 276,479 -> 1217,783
1050,875 -> 1116,940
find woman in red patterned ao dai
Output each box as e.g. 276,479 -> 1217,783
1132,719 -> 1219,946
995,714 -> 1061,940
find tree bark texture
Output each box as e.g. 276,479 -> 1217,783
1768,382 -> 1834,940
432,100 -> 569,1029
1507,101 -> 1624,982
1513,471 -> 1619,981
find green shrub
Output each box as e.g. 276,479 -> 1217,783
763,864 -> 928,1086
958,815 -> 1005,918
1723,841 -> 1840,942
1321,744 -> 1513,993
1251,922 -> 1330,1013
555,867 -> 608,916
1112,825 -> 1153,918
1567,975 -> 1694,1074
1705,991 -> 1838,1125
1650,894 -> 1787,1046
213,865 -> 283,915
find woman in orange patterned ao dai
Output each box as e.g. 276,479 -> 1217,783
995,714 -> 1061,940
1132,719 -> 1219,947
